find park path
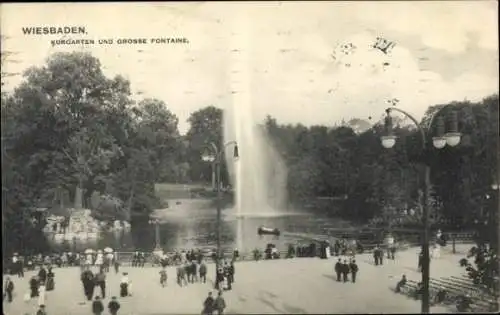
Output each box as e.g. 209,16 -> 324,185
3,244 -> 470,314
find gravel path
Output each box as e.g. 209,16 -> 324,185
3,244 -> 470,314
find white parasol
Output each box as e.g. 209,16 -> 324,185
84,249 -> 94,254
103,247 -> 113,253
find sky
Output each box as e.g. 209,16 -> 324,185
1,1 -> 498,134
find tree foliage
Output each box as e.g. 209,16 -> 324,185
2,50 -> 498,255
184,96 -> 498,239
1,52 -> 183,254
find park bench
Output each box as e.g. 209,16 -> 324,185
431,277 -> 483,296
448,275 -> 498,311
429,277 -> 493,312
396,279 -> 419,296
449,276 -> 490,293
394,277 -> 492,312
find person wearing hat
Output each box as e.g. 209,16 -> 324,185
81,266 -> 95,301
3,276 -> 14,302
228,261 -> 235,285
395,274 -> 407,293
30,275 -> 40,298
120,272 -> 130,297
214,290 -> 226,315
108,296 -> 121,315
334,258 -> 342,282
46,267 -> 55,291
202,291 -> 214,315
341,259 -> 350,283
199,260 -> 207,284
38,265 -> 47,285
91,296 -> 104,315
215,265 -> 225,290
223,261 -> 231,290
349,259 -> 358,283
95,269 -> 107,298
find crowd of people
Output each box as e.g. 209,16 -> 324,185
5,250 -> 119,276
334,258 -> 359,283
7,231 -> 477,314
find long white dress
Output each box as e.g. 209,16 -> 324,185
38,285 -> 46,306
432,244 -> 441,259
95,254 -> 103,266
106,253 -> 114,264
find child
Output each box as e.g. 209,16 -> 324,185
120,273 -> 130,297
159,267 -> 167,287
214,290 -> 226,315
108,296 -> 121,315
36,304 -> 47,315
92,296 -> 104,315
38,282 -> 46,307
202,291 -> 214,315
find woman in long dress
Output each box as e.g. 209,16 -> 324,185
95,253 -> 103,268
38,282 -> 46,306
432,243 -> 441,259
46,267 -> 55,291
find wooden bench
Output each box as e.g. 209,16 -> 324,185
448,276 -> 498,311
430,277 -> 494,312
431,277 -> 483,296
450,275 -> 491,290
397,279 -> 419,296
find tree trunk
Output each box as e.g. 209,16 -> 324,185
59,187 -> 64,209
74,177 -> 83,209
126,182 -> 135,222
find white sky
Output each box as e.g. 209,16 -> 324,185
1,2 -> 498,134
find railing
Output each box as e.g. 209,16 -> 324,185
111,232 -> 476,266
3,232 -> 476,277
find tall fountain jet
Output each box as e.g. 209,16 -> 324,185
223,13 -> 288,251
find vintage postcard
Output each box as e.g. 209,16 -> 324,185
1,2 -> 499,315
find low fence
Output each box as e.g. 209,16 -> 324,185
2,232 -> 476,275
111,232 -> 476,266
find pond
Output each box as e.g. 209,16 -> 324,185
47,199 -> 357,253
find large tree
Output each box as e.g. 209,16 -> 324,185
1,52 -> 184,254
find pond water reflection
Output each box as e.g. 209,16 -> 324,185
48,200 -> 353,253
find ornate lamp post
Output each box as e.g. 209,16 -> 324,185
201,141 -> 239,289
380,105 -> 461,314
148,218 -> 161,251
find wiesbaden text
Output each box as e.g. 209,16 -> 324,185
22,26 -> 87,35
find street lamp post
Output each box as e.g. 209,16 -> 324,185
148,218 -> 161,251
201,141 -> 239,289
380,105 -> 461,314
